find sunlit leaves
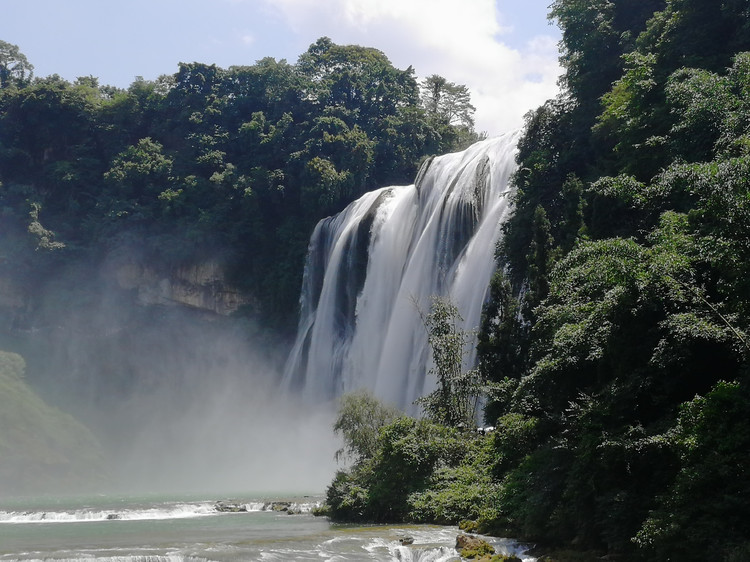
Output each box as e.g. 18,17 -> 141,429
332,390 -> 400,466
417,296 -> 484,428
420,74 -> 476,130
27,202 -> 65,251
0,40 -> 34,88
635,380 -> 750,559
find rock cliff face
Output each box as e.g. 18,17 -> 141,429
0,260 -> 257,317
0,255 -> 258,337
110,259 -> 256,316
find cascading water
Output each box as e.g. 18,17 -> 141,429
283,132 -> 520,410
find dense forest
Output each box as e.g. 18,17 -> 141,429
0,36 -> 479,331
325,0 -> 750,560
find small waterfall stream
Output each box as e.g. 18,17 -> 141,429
283,132 -> 520,410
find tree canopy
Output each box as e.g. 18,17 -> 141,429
0,37 -> 478,330
475,0 -> 750,558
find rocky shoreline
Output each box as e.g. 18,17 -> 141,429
214,499 -> 314,515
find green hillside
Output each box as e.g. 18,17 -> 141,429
0,351 -> 107,495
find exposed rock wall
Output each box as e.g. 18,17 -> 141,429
111,259 -> 256,316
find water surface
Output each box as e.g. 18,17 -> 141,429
0,493 -> 535,561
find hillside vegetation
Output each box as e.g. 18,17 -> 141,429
0,351 -> 106,494
0,37 -> 478,330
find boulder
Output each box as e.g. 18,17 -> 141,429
215,500 -> 247,513
399,536 -> 414,545
269,501 -> 292,512
456,534 -> 495,559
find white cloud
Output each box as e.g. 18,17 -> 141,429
260,0 -> 561,135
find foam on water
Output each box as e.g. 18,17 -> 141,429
0,502 -> 216,524
2,557 -> 209,562
0,499 -> 324,525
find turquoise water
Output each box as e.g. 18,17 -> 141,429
0,494 -> 534,561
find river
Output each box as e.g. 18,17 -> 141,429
0,493 -> 536,561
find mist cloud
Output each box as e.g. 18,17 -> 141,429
13,254 -> 341,497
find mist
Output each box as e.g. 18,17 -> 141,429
1,254 -> 341,497
106,352 -> 341,495
108,356 -> 341,495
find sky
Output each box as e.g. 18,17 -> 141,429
2,0 -> 562,136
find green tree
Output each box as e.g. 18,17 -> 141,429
297,37 -> 419,135
101,137 -> 174,224
417,296 -> 483,428
0,40 -> 33,88
482,0 -> 750,558
420,74 -> 476,130
333,390 -> 400,465
635,380 -> 750,559
419,74 -> 480,151
326,415 -> 472,523
27,201 -> 65,251
477,272 -> 526,423
524,205 -> 554,316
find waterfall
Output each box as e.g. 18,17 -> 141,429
283,132 -> 520,410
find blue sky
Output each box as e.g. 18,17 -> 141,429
2,0 -> 561,135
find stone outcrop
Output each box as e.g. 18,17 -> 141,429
215,501 -> 248,513
456,534 -> 496,559
399,536 -> 414,545
109,258 -> 256,316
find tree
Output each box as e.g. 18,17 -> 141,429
477,271 -> 526,422
419,74 -> 481,152
297,37 -> 420,134
417,296 -> 483,428
524,205 -> 554,316
102,137 -> 174,219
27,202 -> 65,251
420,74 -> 476,130
635,380 -> 750,559
0,40 -> 33,88
333,390 -> 400,465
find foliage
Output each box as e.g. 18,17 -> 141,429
458,540 -> 495,559
416,296 -> 484,428
0,40 -> 33,88
477,272 -> 526,422
419,74 -> 482,149
0,351 -> 107,494
479,0 -> 750,558
634,379 -> 750,559
325,394 -> 498,525
0,38 -> 479,330
332,390 -> 399,465
408,434 -> 497,525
